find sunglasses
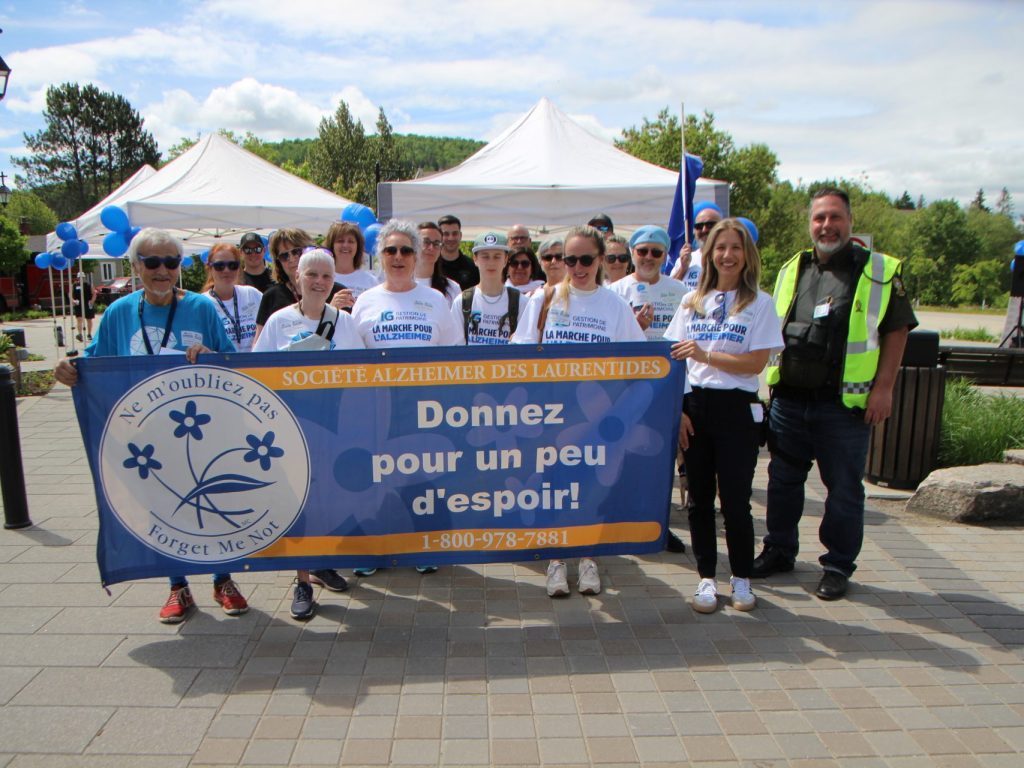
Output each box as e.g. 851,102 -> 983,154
540,253 -> 563,262
383,245 -> 417,256
139,255 -> 182,270
694,221 -> 718,231
591,224 -> 611,232
241,246 -> 264,254
421,238 -> 442,248
633,247 -> 665,258
211,261 -> 240,272
563,255 -> 597,267
508,259 -> 532,269
277,247 -> 304,260
606,253 -> 631,263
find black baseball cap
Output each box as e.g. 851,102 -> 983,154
239,232 -> 263,249
588,213 -> 613,232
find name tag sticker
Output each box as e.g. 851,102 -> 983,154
751,403 -> 764,423
813,302 -> 831,319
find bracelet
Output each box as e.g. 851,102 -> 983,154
706,348 -> 712,366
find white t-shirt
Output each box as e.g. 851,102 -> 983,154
610,274 -> 687,342
450,286 -> 530,345
505,278 -> 545,295
511,285 -> 647,345
415,276 -> 461,306
663,290 -> 783,392
352,283 -> 462,348
203,285 -> 263,353
252,303 -> 365,352
334,269 -> 380,300
670,248 -> 703,289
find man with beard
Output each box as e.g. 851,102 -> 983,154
752,188 -> 916,601
438,214 -> 479,290
669,203 -> 722,289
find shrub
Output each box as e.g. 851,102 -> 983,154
939,327 -> 997,343
938,378 -> 1024,466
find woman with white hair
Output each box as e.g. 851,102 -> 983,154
537,236 -> 566,286
54,228 -> 249,625
253,248 -> 365,620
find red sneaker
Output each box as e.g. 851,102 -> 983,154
159,586 -> 195,624
213,579 -> 249,616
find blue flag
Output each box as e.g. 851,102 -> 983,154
663,153 -> 704,275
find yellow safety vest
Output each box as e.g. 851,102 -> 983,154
766,248 -> 902,409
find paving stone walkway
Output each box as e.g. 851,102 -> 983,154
1,317 -> 1023,766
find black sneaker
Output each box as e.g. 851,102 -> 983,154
290,580 -> 316,620
751,547 -> 795,578
309,569 -> 348,592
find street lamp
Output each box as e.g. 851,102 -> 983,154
0,173 -> 10,208
0,29 -> 10,101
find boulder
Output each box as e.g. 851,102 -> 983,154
907,463 -> 1024,524
1005,449 -> 1024,466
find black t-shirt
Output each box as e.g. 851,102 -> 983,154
241,268 -> 274,293
776,242 -> 917,396
441,253 -> 480,291
255,281 -> 345,327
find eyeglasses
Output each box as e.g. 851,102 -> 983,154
211,261 -> 240,272
139,255 -> 182,270
277,247 -> 304,260
241,246 -> 264,254
563,255 -> 597,267
421,238 -> 442,248
694,220 -> 718,231
509,235 -> 530,242
591,224 -> 611,232
633,247 -> 665,258
382,245 -> 417,256
540,253 -> 563,262
508,259 -> 531,269
606,253 -> 631,263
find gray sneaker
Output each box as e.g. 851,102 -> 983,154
310,569 -> 348,592
290,580 -> 316,620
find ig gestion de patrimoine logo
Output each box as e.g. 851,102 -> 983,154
98,365 -> 309,563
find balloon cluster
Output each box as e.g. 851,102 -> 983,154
341,203 -> 383,256
36,222 -> 90,271
100,206 -> 141,257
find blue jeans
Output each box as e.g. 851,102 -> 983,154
764,396 -> 870,576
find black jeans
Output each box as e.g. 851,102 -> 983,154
683,387 -> 761,579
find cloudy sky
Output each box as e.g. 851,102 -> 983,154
1,0 -> 1022,211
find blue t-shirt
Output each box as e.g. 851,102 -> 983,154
84,289 -> 234,358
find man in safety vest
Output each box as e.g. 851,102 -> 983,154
751,187 -> 917,600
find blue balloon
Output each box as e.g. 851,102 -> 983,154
100,205 -> 130,233
79,240 -> 89,255
61,239 -> 83,259
1015,240 -> 1024,257
200,250 -> 209,264
51,253 -> 68,271
55,222 -> 78,241
181,255 -> 193,268
341,202 -> 378,230
34,252 -> 52,269
262,236 -> 271,261
737,217 -> 759,244
103,231 -> 129,257
363,222 -> 383,257
127,225 -> 141,243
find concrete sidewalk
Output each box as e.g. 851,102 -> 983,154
1,319 -> 1023,766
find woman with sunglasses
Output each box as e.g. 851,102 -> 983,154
503,247 -> 545,294
512,225 -> 646,598
414,221 -> 461,306
201,243 -> 262,353
54,228 -> 250,625
350,221 -> 461,579
254,228 -> 350,341
537,237 -> 566,286
664,219 -> 782,615
325,221 -> 379,301
602,235 -> 633,285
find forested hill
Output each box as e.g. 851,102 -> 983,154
266,134 -> 485,176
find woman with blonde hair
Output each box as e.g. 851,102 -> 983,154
664,219 -> 783,614
201,243 -> 262,352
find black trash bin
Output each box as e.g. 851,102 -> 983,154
865,330 -> 945,489
1,327 -> 26,348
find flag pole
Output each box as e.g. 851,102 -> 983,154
681,101 -> 689,248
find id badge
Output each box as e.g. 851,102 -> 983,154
812,301 -> 831,319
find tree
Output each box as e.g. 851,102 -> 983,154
0,190 -> 58,235
894,191 -> 915,210
970,188 -> 990,212
995,187 -> 1015,219
309,100 -> 373,206
13,83 -> 161,218
166,136 -> 198,162
0,217 -> 27,275
951,260 -> 1007,306
372,108 -> 404,182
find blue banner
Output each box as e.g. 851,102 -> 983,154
71,344 -> 686,585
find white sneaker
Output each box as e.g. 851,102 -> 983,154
730,576 -> 756,611
546,560 -> 569,597
692,578 -> 718,614
577,558 -> 601,595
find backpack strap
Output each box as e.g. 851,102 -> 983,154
460,286 -> 476,344
504,286 -> 520,336
536,285 -> 556,338
315,304 -> 339,341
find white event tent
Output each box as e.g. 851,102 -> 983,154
46,133 -> 355,254
377,97 -> 729,232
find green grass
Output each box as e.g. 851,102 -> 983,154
0,309 -> 53,321
939,378 -> 1024,466
16,370 -> 55,397
939,327 -> 998,343
917,304 -> 1007,316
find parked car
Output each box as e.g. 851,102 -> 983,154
93,277 -> 135,306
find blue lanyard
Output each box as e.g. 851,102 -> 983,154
210,288 -> 241,344
138,291 -> 178,355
